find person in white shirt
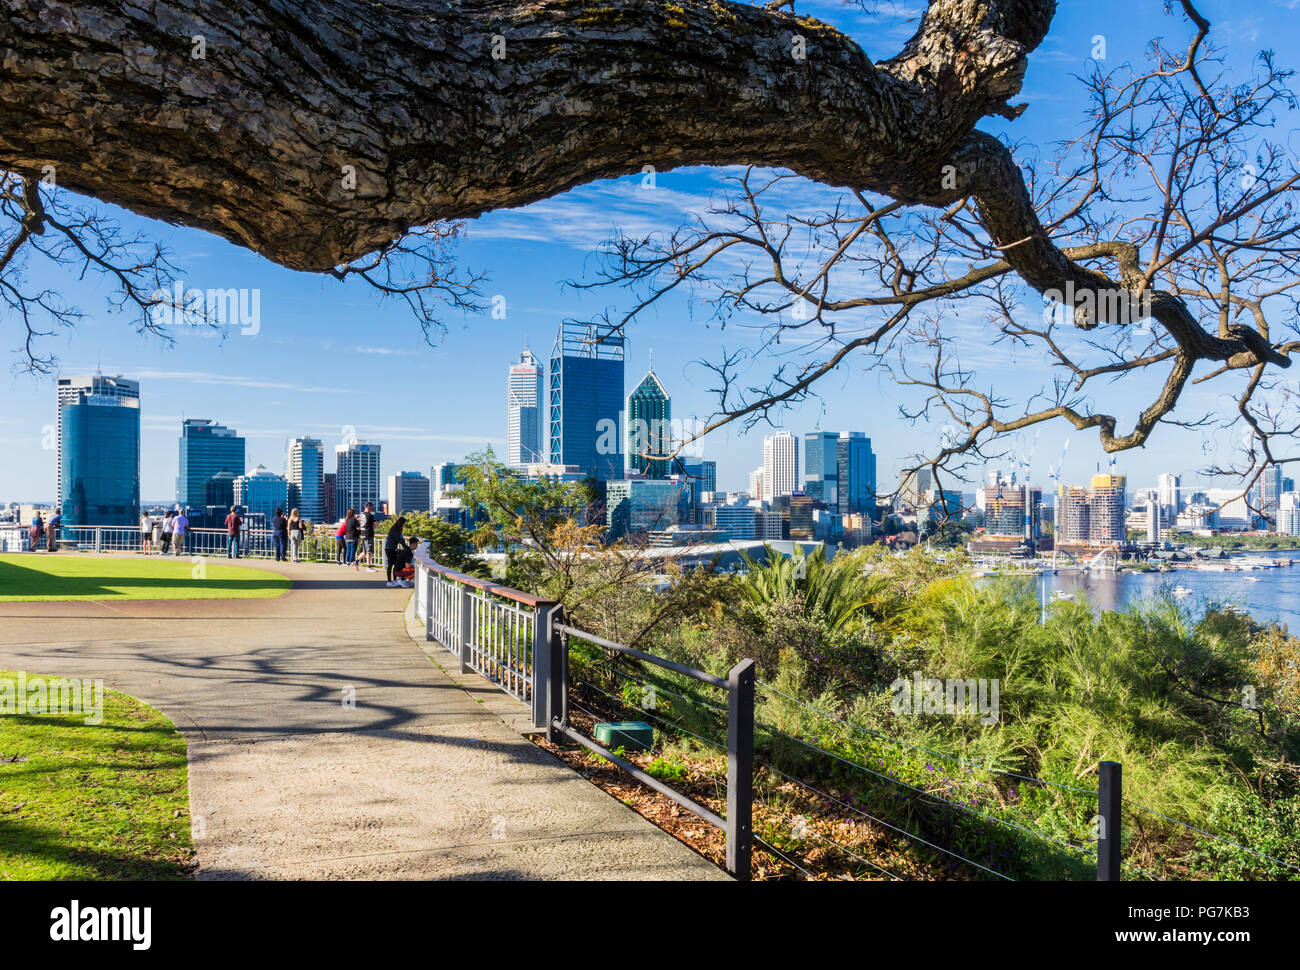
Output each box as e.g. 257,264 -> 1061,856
140,512 -> 154,555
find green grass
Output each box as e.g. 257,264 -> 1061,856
0,553 -> 290,601
0,670 -> 194,879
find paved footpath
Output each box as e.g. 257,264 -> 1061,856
0,555 -> 726,880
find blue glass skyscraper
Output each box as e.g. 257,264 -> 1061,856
837,432 -> 877,517
178,418 -> 246,508
549,321 -> 624,481
58,377 -> 141,526
803,431 -> 839,508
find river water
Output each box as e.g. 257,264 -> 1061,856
1021,550 -> 1300,631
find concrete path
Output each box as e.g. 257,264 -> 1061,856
0,555 -> 726,880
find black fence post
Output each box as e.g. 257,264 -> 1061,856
531,603 -> 562,739
727,658 -> 755,881
1098,760 -> 1122,881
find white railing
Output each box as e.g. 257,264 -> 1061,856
31,524 -> 387,566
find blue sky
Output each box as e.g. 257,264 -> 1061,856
2,0 -> 1296,502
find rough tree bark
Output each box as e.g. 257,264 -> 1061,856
0,0 -> 1288,404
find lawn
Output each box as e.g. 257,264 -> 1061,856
0,670 -> 194,879
0,553 -> 290,601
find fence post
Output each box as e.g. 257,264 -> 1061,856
530,604 -> 563,739
1098,760 -> 1122,881
424,568 -> 434,641
94,527 -> 102,554
458,583 -> 473,674
726,658 -> 755,881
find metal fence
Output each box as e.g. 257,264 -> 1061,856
412,544 -> 755,879
30,524 -> 388,566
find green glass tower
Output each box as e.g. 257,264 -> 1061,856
627,355 -> 671,479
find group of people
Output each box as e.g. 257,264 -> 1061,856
28,499 -> 417,588
26,509 -> 59,551
222,506 -> 307,562
138,508 -> 190,554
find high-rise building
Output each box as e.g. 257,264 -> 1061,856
1056,485 -> 1092,544
431,462 -> 461,500
679,459 -> 716,523
982,483 -> 1042,541
335,440 -> 382,513
549,321 -> 624,481
762,431 -> 799,504
837,432 -> 876,517
1089,474 -> 1127,544
55,374 -> 140,516
748,467 -> 765,501
56,375 -> 140,526
233,465 -> 288,521
1278,492 -> 1300,537
1260,464 -> 1283,526
1143,497 -> 1164,542
898,467 -> 933,509
803,432 -> 839,509
1205,488 -> 1254,530
177,418 -> 245,509
711,499 -> 757,540
286,437 -> 325,522
605,477 -> 690,541
323,472 -> 337,523
627,358 -> 671,478
1157,473 -> 1181,523
507,347 -> 545,468
388,471 -> 431,515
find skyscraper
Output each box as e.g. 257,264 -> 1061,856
56,374 -> 139,512
1089,474 -> 1127,544
1157,472 -> 1181,523
57,375 -> 140,526
803,432 -> 839,509
627,357 -> 671,478
507,347 -> 545,468
549,321 -> 625,481
335,440 -> 382,513
177,418 -> 245,508
1260,464 -> 1283,525
680,458 -> 716,523
286,437 -> 325,522
762,431 -> 799,504
836,432 -> 876,517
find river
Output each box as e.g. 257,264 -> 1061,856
1019,550 -> 1300,630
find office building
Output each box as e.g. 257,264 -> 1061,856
712,500 -> 757,541
176,419 -> 245,508
1278,492 -> 1300,537
549,321 -> 625,481
233,465 -> 288,521
56,375 -> 141,526
335,440 -> 381,514
507,347 -> 545,468
1205,488 -> 1253,530
1260,464 -> 1283,526
388,471 -> 431,515
627,358 -> 671,478
1157,473 -> 1180,523
679,458 -> 716,523
606,477 -> 690,541
837,432 -> 876,517
898,467 -> 933,509
762,431 -> 799,504
804,432 -> 839,509
285,437 -> 325,522
323,472 -> 337,523
748,467 -> 765,502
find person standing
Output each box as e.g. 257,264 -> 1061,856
171,507 -> 189,556
28,513 -> 43,553
356,502 -> 378,572
334,516 -> 348,564
271,507 -> 288,562
343,508 -> 358,565
287,508 -> 304,563
158,510 -> 173,555
152,513 -> 164,552
46,508 -> 61,552
140,511 -> 154,554
224,505 -> 243,558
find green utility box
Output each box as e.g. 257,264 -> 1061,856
593,721 -> 654,752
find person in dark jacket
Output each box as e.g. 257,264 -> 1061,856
343,509 -> 358,564
271,507 -> 288,562
384,518 -> 413,587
